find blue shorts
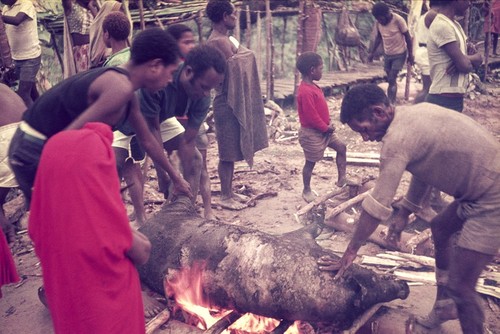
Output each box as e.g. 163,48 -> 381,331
384,51 -> 407,73
425,94 -> 464,113
14,56 -> 41,82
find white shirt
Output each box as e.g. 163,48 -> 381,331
3,0 -> 41,60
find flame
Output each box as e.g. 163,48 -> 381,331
165,261 -> 302,333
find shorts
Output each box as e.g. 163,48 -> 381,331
384,51 -> 407,73
456,180 -> 500,255
14,56 -> 41,82
111,117 -> 185,157
298,127 -> 343,163
111,131 -> 146,162
159,117 -> 185,143
0,123 -> 20,188
414,46 -> 429,76
8,124 -> 46,202
425,94 -> 464,113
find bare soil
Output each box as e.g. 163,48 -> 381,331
1,80 -> 499,334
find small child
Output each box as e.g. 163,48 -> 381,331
166,23 -> 196,60
296,52 -> 347,203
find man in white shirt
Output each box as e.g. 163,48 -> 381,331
1,0 -> 41,107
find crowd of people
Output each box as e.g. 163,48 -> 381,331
0,1 -> 498,334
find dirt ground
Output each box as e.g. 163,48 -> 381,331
1,79 -> 499,334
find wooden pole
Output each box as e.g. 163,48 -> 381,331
137,0 -> 146,30
245,5 -> 252,49
281,17 -> 287,74
256,11 -> 262,74
265,0 -> 274,101
483,3 -> 493,80
294,0 -> 305,96
234,7 -> 240,43
196,10 -> 204,44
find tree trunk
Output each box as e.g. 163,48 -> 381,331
138,197 -> 409,330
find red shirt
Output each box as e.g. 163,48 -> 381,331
296,81 -> 330,132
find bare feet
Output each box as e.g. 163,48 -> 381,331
204,208 -> 216,220
335,177 -> 347,187
219,197 -> 247,210
142,290 -> 165,319
416,299 -> 458,328
302,190 -> 317,203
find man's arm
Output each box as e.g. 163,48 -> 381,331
128,97 -> 192,197
386,176 -> 430,245
368,31 -> 382,62
319,210 -> 382,279
2,12 -> 29,26
403,31 -> 414,65
442,41 -> 482,73
126,229 -> 151,265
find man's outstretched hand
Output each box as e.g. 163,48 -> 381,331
317,247 -> 358,281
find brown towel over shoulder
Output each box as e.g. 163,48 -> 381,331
214,46 -> 268,167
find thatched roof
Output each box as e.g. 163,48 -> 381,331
35,0 -> 375,35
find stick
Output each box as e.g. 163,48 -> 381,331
404,62 -> 411,101
295,187 -> 347,216
204,311 -> 240,334
325,191 -> 369,220
246,191 -> 278,207
324,216 -> 434,255
145,308 -> 171,334
342,303 -> 383,334
404,228 -> 432,253
271,320 -> 294,334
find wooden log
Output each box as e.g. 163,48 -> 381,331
404,228 -> 432,253
385,251 -> 435,268
324,214 -> 435,256
203,312 -> 240,334
145,308 -> 171,334
342,303 -> 382,334
138,197 -> 409,329
325,191 -> 369,220
295,187 -> 347,217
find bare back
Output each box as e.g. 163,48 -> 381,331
0,83 -> 25,126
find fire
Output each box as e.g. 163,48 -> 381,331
164,261 -> 303,333
164,261 -> 230,329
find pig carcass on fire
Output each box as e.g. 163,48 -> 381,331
138,197 -> 409,329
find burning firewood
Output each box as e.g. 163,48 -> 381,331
138,197 -> 409,331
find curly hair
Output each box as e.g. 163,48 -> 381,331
102,11 -> 131,41
296,52 -> 322,76
185,44 -> 226,79
205,0 -> 234,23
130,28 -> 179,66
372,2 -> 390,17
340,84 -> 390,124
166,23 -> 193,41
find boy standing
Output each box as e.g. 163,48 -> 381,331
296,52 -> 347,203
368,2 -> 413,103
1,0 -> 41,107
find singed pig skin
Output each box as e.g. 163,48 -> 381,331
138,197 -> 409,329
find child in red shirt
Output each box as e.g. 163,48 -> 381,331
296,52 -> 347,202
